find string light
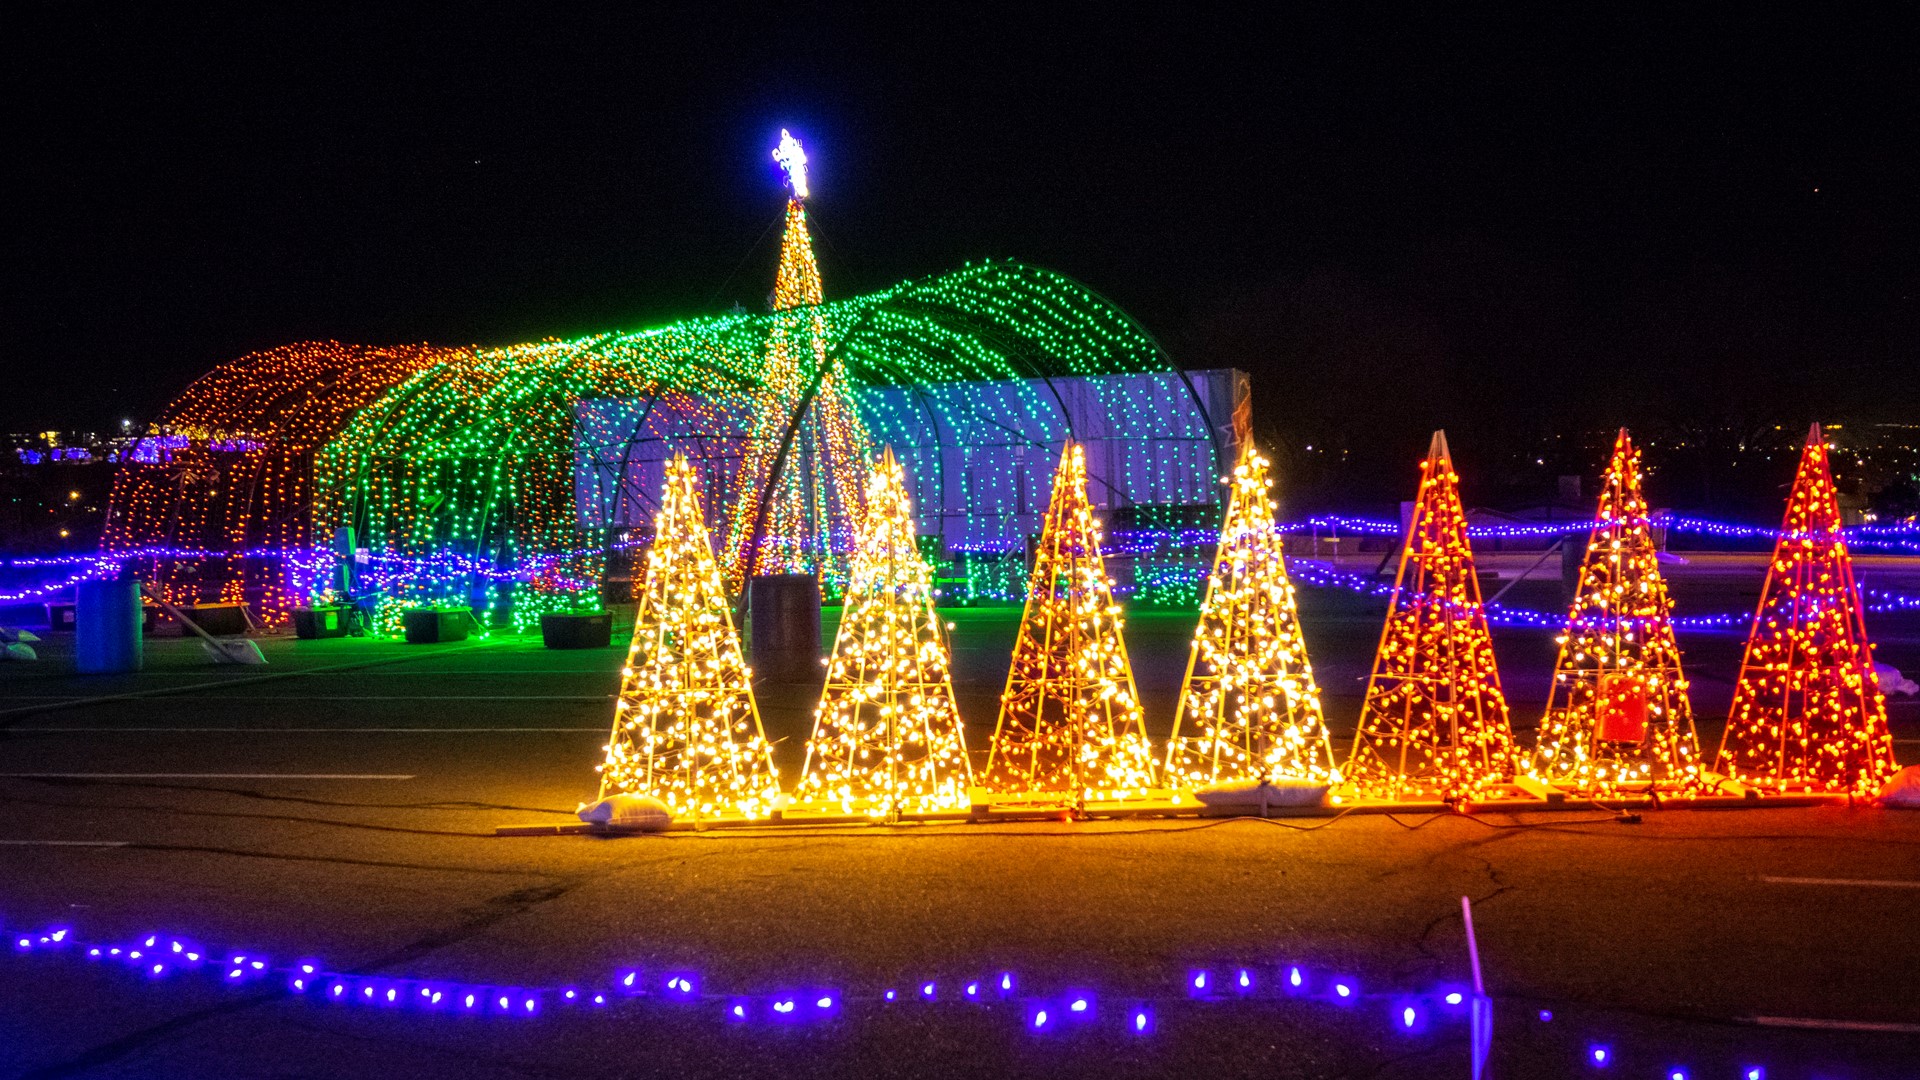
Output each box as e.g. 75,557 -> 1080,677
1716,425 -> 1897,796
1345,431 -> 1519,802
1165,444 -> 1336,787
984,441 -> 1157,805
798,449 -> 972,817
1532,430 -> 1704,794
596,455 -> 780,821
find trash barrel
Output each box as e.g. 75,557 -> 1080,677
76,578 -> 143,674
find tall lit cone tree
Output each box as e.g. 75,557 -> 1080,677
724,186 -> 870,592
598,454 -> 781,821
1532,429 -> 1703,793
1345,431 -> 1519,801
1716,424 -> 1896,795
1165,444 -> 1336,787
797,449 -> 973,817
985,441 -> 1157,804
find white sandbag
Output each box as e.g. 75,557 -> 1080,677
577,793 -> 673,831
1195,778 -> 1331,812
1876,765 -> 1920,808
1873,662 -> 1918,696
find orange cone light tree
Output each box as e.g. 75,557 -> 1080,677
797,449 -> 973,816
1165,444 -> 1336,787
985,442 -> 1158,802
1346,432 -> 1519,801
1532,430 -> 1703,793
1716,424 -> 1897,795
598,454 -> 781,821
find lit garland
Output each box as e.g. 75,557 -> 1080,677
797,449 -> 972,817
1715,425 -> 1897,796
597,455 -> 780,821
985,442 -> 1157,802
101,342 -> 454,624
1532,430 -> 1703,794
1345,432 -> 1519,802
1165,445 -> 1336,787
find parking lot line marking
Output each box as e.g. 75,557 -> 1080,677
1758,875 -> 1920,889
0,840 -> 131,847
8,727 -> 604,733
0,773 -> 417,780
1746,1016 -> 1920,1034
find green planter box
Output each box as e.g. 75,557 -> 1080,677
402,608 -> 470,644
182,603 -> 250,636
293,605 -> 353,639
540,612 -> 613,649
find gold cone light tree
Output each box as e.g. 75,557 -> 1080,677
598,454 -> 782,821
1346,432 -> 1519,801
725,133 -> 869,590
1716,424 -> 1897,795
985,441 -> 1158,802
1532,430 -> 1703,793
797,449 -> 973,816
1166,444 -> 1336,787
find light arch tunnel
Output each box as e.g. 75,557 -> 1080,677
108,261 -> 1244,628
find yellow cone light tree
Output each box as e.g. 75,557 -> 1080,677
1716,424 -> 1897,795
985,441 -> 1157,802
798,449 -> 973,816
1532,429 -> 1703,793
1166,444 -> 1336,787
1346,431 -> 1519,801
597,454 -> 781,821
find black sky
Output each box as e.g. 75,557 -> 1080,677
7,7 -> 1918,458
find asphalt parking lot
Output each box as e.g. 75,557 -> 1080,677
2,559 -> 1917,1079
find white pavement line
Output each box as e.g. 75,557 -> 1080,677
0,773 -> 417,780
0,840 -> 131,847
1758,875 -> 1920,889
1746,1016 -> 1920,1034
9,727 -> 605,733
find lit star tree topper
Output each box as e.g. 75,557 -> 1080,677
1716,423 -> 1896,795
985,441 -> 1157,803
1533,429 -> 1702,793
598,454 -> 781,821
772,128 -> 810,200
797,448 -> 973,816
1166,443 -> 1336,787
1345,431 -> 1519,801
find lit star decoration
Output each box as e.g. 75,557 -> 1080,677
1532,429 -> 1703,794
797,448 -> 973,817
985,441 -> 1157,802
597,454 -> 780,821
1715,424 -> 1897,795
1165,444 -> 1336,786
1345,431 -> 1519,802
723,153 -> 871,590
772,128 -> 809,200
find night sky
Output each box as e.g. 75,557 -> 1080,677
9,8 -> 1917,486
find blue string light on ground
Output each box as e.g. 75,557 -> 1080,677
0,914 -> 1776,1078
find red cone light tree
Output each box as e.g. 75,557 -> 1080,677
1716,424 -> 1896,795
1166,444 -> 1336,787
985,441 -> 1157,802
1346,432 -> 1518,801
1532,430 -> 1702,793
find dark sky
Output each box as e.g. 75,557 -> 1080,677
8,7 -> 1918,454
